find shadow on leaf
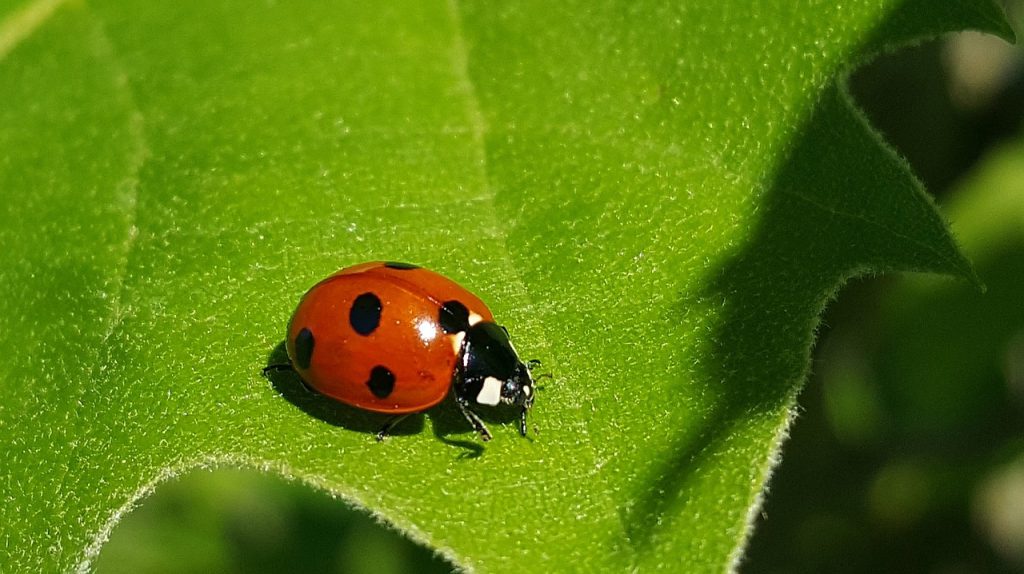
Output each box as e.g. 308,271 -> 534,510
622,76 -> 973,554
263,340 -> 424,437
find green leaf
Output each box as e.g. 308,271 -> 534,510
0,0 -> 1012,571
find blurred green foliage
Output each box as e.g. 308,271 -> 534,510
95,469 -> 453,574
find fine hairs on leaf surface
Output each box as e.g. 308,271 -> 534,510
0,1 -> 1013,573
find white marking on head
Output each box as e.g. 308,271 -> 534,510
477,376 -> 502,406
522,385 -> 531,397
468,312 -> 484,326
449,332 -> 466,354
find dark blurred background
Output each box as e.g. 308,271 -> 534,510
95,3 -> 1024,572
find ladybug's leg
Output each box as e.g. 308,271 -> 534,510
519,407 -> 529,437
375,415 -> 410,442
263,363 -> 319,395
456,397 -> 493,442
262,363 -> 293,375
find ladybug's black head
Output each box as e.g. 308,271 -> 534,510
456,321 -> 535,437
501,360 -> 535,408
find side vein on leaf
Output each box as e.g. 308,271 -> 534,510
58,7 -> 149,571
778,184 -> 966,275
74,5 -> 147,384
0,0 -> 68,60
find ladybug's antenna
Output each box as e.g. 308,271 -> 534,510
532,372 -> 552,392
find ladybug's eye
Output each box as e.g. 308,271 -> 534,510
503,380 -> 518,396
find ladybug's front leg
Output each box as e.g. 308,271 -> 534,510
262,363 -> 293,375
455,397 -> 492,442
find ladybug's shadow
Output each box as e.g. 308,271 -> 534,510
265,341 -> 516,458
426,398 -> 526,459
265,341 -> 422,437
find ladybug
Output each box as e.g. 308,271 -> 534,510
266,261 -> 537,442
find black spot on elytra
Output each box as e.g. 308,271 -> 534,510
367,365 -> 395,398
439,300 -> 470,334
384,261 -> 419,270
294,327 -> 315,369
349,292 -> 382,336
